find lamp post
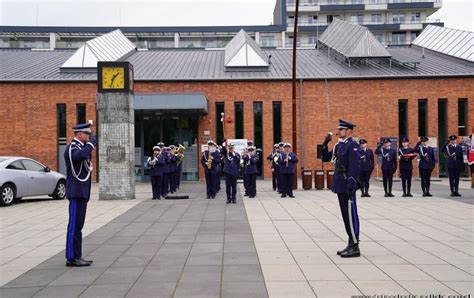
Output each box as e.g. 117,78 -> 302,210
291,0 -> 300,188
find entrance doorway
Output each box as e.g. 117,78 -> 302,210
135,112 -> 199,182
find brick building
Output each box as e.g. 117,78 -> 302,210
0,24 -> 472,182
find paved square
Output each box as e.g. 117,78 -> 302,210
1,179 -> 472,297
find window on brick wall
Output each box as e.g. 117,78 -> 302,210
438,99 -> 448,176
76,103 -> 86,124
398,99 -> 408,140
458,99 -> 468,136
234,102 -> 244,139
216,102 -> 224,145
254,102 -> 263,176
418,99 -> 427,137
57,104 -> 67,175
272,101 -> 282,144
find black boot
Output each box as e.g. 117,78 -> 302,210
425,186 -> 432,197
337,244 -> 351,256
402,183 -> 407,197
340,243 -> 360,258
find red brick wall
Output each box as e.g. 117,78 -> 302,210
1,78 -> 472,181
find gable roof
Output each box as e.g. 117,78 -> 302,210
224,29 -> 269,67
318,19 -> 391,59
61,29 -> 136,69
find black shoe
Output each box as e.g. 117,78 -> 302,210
422,193 -> 427,197
455,192 -> 462,197
152,197 -> 156,200
451,193 -> 456,197
337,244 -> 351,256
212,196 -> 216,199
365,193 -> 371,197
384,193 -> 389,197
232,200 -> 236,204
289,195 -> 295,198
66,259 -> 91,267
388,193 -> 394,197
226,201 -> 231,204
207,196 -> 211,199
281,194 -> 286,198
426,193 -> 433,197
406,193 -> 413,197
78,258 -> 93,265
340,244 -> 360,258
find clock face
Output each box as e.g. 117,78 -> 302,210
102,67 -> 125,89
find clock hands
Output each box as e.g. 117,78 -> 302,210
109,72 -> 120,87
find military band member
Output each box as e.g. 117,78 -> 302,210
243,140 -> 254,197
279,143 -> 298,198
415,136 -> 437,197
358,139 -> 374,197
222,143 -> 241,204
168,145 -> 177,193
398,137 -> 416,197
243,146 -> 259,198
277,142 -> 285,194
375,139 -> 397,197
267,144 -> 280,192
322,120 -> 361,258
64,123 -> 96,267
147,146 -> 165,200
201,141 -> 221,199
442,135 -> 464,197
162,147 -> 171,196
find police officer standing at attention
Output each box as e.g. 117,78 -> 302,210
375,139 -> 397,197
147,146 -> 165,200
442,135 -> 464,197
201,141 -> 221,199
267,144 -> 280,192
243,146 -> 259,198
64,123 -> 96,267
415,137 -> 437,197
358,139 -> 374,197
398,137 -> 416,197
322,120 -> 361,258
222,143 -> 241,204
279,143 -> 298,198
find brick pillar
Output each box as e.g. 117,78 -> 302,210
97,93 -> 135,200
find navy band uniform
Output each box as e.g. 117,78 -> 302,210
222,143 -> 241,203
358,139 -> 374,197
201,141 -> 221,199
64,123 -> 96,267
147,146 -> 165,200
322,120 -> 361,258
243,146 -> 259,198
415,137 -> 437,197
267,144 -> 280,192
278,144 -> 298,198
398,137 -> 416,197
441,135 -> 464,197
375,139 -> 397,197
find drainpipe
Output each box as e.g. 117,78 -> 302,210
299,79 -> 305,171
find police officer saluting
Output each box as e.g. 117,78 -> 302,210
222,143 -> 241,203
375,138 -> 397,197
64,123 -> 96,267
358,139 -> 374,197
322,120 -> 361,258
147,146 -> 165,200
442,135 -> 464,197
415,136 -> 437,197
398,137 -> 416,197
279,143 -> 298,198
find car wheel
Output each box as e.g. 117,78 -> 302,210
52,180 -> 66,200
1,183 -> 16,206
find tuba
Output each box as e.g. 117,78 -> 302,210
207,153 -> 213,170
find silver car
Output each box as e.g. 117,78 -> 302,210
0,157 -> 67,207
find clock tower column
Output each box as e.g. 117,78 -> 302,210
96,61 -> 135,200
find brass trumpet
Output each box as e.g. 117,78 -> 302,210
207,154 -> 213,170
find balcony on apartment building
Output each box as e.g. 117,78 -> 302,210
286,0 -> 442,11
287,18 -> 442,31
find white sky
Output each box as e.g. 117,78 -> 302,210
0,0 -> 472,31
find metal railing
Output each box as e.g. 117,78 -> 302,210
287,18 -> 440,26
287,0 -> 441,5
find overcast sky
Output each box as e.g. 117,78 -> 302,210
0,0 -> 472,31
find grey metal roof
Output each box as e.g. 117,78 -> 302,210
318,19 -> 391,59
0,46 -> 472,82
412,25 -> 473,62
134,93 -> 208,115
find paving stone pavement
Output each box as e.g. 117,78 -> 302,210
0,179 -> 472,297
